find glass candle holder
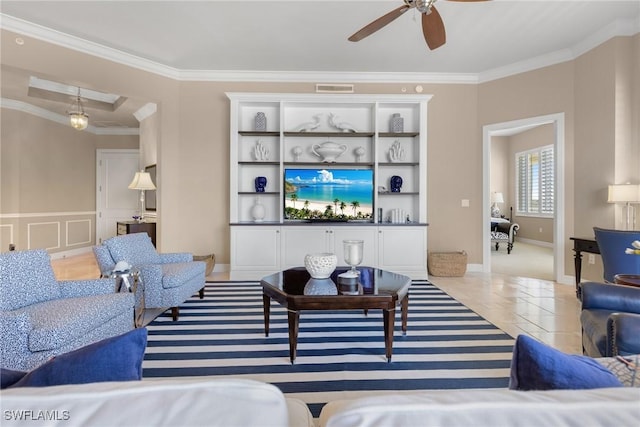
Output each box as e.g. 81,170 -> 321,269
343,240 -> 364,275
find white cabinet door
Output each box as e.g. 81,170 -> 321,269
230,226 -> 280,280
281,226 -> 379,269
332,227 -> 378,268
378,226 -> 427,278
280,226 -> 330,269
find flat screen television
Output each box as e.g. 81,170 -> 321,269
284,168 -> 373,221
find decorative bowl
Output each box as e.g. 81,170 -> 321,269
304,253 -> 338,279
311,141 -> 347,163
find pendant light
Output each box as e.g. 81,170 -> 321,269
68,87 -> 89,131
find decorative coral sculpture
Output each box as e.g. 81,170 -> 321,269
388,140 -> 405,162
253,140 -> 270,160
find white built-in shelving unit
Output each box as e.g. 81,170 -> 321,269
227,93 -> 432,280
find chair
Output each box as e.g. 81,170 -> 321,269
593,227 -> 640,282
491,222 -> 519,254
94,233 -> 206,321
580,281 -> 640,357
0,249 -> 134,371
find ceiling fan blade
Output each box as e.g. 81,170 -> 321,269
421,6 -> 446,50
348,5 -> 411,42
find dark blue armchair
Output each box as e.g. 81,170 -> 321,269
593,227 -> 640,282
580,281 -> 640,357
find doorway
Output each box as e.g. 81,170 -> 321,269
96,149 -> 140,244
482,113 -> 565,283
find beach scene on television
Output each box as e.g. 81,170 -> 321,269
284,168 -> 373,221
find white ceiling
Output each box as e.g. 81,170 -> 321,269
1,0 -> 639,129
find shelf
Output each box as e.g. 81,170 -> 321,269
239,192 -> 279,195
239,131 -> 280,136
378,192 -> 420,195
283,162 -> 374,167
378,162 -> 419,166
238,161 -> 280,165
284,131 -> 374,137
379,132 -> 419,137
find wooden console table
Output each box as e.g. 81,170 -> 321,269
569,236 -> 599,297
117,221 -> 156,246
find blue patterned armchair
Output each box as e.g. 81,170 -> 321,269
0,249 -> 134,371
93,233 -> 205,321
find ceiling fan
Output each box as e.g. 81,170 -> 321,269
348,0 -> 489,51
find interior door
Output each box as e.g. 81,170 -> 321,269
96,149 -> 140,244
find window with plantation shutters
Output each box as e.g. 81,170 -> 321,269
516,145 -> 554,217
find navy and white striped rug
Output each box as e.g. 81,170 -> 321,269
143,281 -> 515,417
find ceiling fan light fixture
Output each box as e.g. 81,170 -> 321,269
68,88 -> 89,131
416,0 -> 436,14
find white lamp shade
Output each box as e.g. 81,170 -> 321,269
491,192 -> 504,204
128,172 -> 156,190
608,184 -> 640,203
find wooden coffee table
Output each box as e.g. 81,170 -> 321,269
261,267 -> 411,363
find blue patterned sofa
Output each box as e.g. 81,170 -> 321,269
0,249 -> 134,371
93,233 -> 206,321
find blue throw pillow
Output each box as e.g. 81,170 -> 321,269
509,334 -> 622,390
9,328 -> 147,388
1,368 -> 27,389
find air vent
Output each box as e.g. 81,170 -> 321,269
315,84 -> 354,93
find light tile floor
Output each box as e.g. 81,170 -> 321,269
51,252 -> 583,354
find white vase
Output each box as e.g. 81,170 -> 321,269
251,198 -> 266,222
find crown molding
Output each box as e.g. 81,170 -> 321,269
1,12 -> 639,85
1,98 -> 139,135
177,69 -> 479,84
134,103 -> 158,122
478,17 -> 640,83
0,14 -> 182,80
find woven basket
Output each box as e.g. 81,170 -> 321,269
193,253 -> 216,276
427,251 -> 467,277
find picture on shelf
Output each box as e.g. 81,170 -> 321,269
284,168 -> 373,221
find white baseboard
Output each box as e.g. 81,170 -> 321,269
213,263 -> 230,273
517,237 -> 554,248
49,246 -> 93,260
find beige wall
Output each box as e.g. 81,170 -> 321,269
2,28 -> 639,283
0,107 -> 138,252
490,136 -> 509,212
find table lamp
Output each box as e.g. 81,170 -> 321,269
608,183 -> 640,230
128,171 -> 156,222
491,192 -> 504,218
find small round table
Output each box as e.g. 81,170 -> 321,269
110,269 -> 145,327
614,274 -> 640,288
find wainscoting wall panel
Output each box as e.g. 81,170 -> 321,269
28,222 -> 60,250
0,212 -> 96,254
0,224 -> 14,251
66,219 -> 92,247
